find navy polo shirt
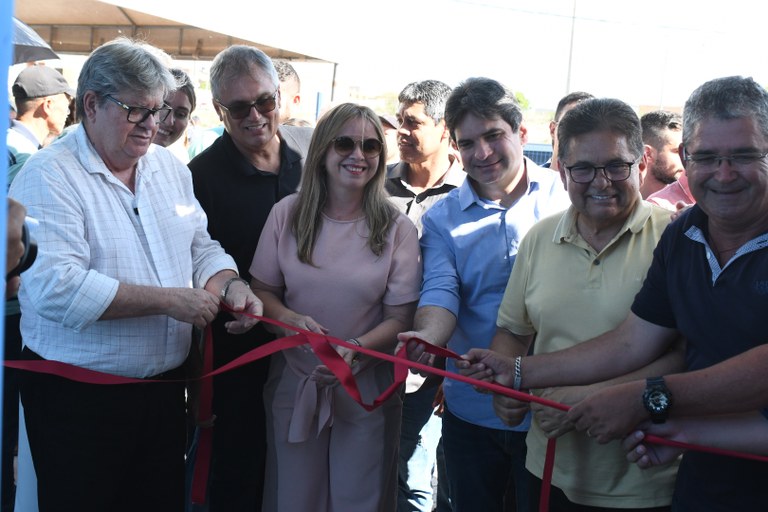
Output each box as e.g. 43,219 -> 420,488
632,204 -> 768,510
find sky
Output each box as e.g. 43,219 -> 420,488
99,0 -> 768,113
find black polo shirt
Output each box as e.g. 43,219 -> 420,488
632,204 -> 768,510
189,126 -> 312,278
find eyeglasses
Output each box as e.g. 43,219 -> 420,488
683,149 -> 768,171
104,95 -> 172,124
215,91 -> 279,120
331,136 -> 383,158
565,158 -> 639,184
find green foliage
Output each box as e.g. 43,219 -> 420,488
514,91 -> 530,110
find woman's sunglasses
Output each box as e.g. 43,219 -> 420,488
331,136 -> 383,158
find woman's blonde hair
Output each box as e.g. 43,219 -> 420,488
292,103 -> 396,265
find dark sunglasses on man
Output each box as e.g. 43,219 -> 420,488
216,90 -> 279,120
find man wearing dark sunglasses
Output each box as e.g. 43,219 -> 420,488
188,45 -> 312,511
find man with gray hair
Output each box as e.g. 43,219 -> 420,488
188,44 -> 312,511
9,37 -> 263,511
387,79 -> 464,512
400,77 -> 570,511
461,75 -> 768,510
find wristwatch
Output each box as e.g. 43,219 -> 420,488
642,376 -> 673,424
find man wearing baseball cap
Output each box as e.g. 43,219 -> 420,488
4,64 -> 73,510
8,66 -> 74,179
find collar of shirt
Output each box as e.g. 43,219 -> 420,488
684,206 -> 768,283
388,153 -> 466,195
458,157 -> 548,211
554,200 -> 656,249
10,119 -> 43,148
77,124 -> 159,188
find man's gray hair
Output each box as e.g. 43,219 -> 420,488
398,80 -> 453,123
210,45 -> 279,100
682,76 -> 768,147
76,37 -> 176,119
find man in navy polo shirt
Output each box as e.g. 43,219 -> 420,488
461,75 -> 768,511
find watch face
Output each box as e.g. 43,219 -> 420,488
646,389 -> 670,412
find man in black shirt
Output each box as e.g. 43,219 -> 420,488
188,45 -> 312,511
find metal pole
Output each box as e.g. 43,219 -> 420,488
565,0 -> 577,94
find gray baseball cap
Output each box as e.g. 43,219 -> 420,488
12,66 -> 74,100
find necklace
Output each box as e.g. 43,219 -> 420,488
709,237 -> 742,256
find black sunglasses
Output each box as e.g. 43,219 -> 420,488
216,90 -> 278,120
331,136 -> 383,158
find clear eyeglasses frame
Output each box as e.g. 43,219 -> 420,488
683,149 -> 768,171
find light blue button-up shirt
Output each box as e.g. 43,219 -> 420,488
419,159 -> 570,429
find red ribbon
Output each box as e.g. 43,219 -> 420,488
6,313 -> 768,510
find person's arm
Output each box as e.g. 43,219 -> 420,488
347,302 -> 417,366
101,282 -> 220,329
399,305 -> 457,377
205,271 -> 262,333
398,209 -> 458,367
400,305 -> 457,348
536,337 -> 686,439
358,302 -> 417,353
521,312 -> 678,388
6,198 -> 26,298
97,269 -> 261,331
487,328 -> 535,427
623,412 -> 768,468
253,274 -> 416,366
569,341 -> 768,443
251,278 -> 329,338
459,312 -> 678,389
662,344 -> 768,417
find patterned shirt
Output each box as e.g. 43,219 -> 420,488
9,124 -> 235,378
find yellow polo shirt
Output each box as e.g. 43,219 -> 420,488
497,200 -> 678,508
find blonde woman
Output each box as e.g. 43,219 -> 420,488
250,103 -> 421,511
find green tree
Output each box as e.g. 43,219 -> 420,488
514,91 -> 530,110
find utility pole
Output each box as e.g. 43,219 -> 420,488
565,0 -> 577,94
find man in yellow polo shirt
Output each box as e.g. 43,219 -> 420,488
487,98 -> 683,510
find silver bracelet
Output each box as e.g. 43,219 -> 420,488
220,276 -> 248,300
347,338 -> 362,347
513,356 -> 523,391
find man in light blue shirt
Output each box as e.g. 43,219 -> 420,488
400,77 -> 570,512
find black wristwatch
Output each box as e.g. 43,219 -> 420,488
642,376 -> 673,424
